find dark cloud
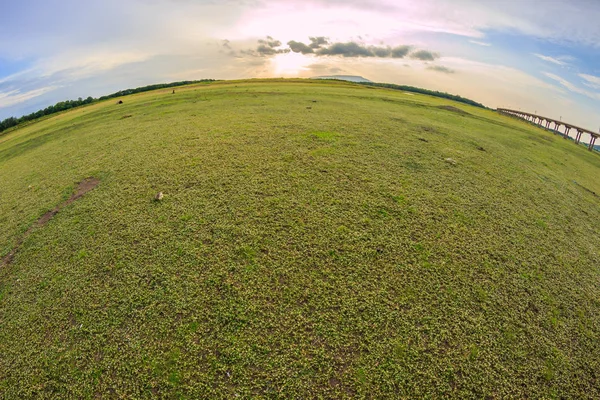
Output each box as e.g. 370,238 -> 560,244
427,65 -> 455,73
391,45 -> 411,58
286,39 -> 418,59
315,42 -> 414,58
257,36 -> 289,55
243,36 -> 290,57
258,36 -> 282,48
372,47 -> 391,57
410,50 -> 440,61
288,40 -> 314,54
309,36 -> 329,49
316,42 -> 372,57
241,37 -> 438,61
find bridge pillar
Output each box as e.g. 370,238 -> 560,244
589,136 -> 597,151
576,130 -> 582,144
564,127 -> 570,139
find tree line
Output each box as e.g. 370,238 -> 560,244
356,81 -> 488,109
0,80 -> 216,135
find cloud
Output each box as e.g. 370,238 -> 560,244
543,72 -> 600,100
316,42 -> 374,57
0,86 -> 59,108
315,42 -> 420,59
391,46 -> 412,58
239,36 -> 290,57
309,36 -> 329,49
410,50 -> 440,61
287,40 -> 314,54
534,53 -> 571,66
287,36 -> 331,54
235,0 -> 600,46
427,65 -> 455,74
469,40 -> 491,47
579,73 -> 600,89
286,38 -> 422,59
255,36 -> 290,56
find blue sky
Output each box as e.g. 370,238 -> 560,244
1,0 -> 599,136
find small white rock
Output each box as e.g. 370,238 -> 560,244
444,158 -> 457,165
155,192 -> 164,201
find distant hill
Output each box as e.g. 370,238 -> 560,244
312,75 -> 373,83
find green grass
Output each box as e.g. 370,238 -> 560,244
1,78 -> 599,398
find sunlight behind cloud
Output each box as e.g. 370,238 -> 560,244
271,52 -> 309,76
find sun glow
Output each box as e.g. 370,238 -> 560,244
271,52 -> 310,76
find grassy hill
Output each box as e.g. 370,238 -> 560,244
1,79 -> 599,398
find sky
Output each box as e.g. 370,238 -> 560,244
1,0 -> 599,138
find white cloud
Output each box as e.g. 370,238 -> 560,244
543,72 -> 600,100
289,0 -> 600,46
534,53 -> 569,66
579,73 -> 600,89
469,40 -> 491,47
0,86 -> 59,108
38,50 -> 152,79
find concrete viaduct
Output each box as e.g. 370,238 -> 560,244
497,108 -> 598,151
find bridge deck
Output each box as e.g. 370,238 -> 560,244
497,108 -> 599,139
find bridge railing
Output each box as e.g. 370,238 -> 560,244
497,108 -> 598,152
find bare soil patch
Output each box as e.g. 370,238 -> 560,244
1,177 -> 99,267
438,105 -> 470,116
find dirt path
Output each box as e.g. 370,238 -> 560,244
2,177 -> 100,267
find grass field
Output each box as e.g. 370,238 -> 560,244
1,79 -> 599,398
